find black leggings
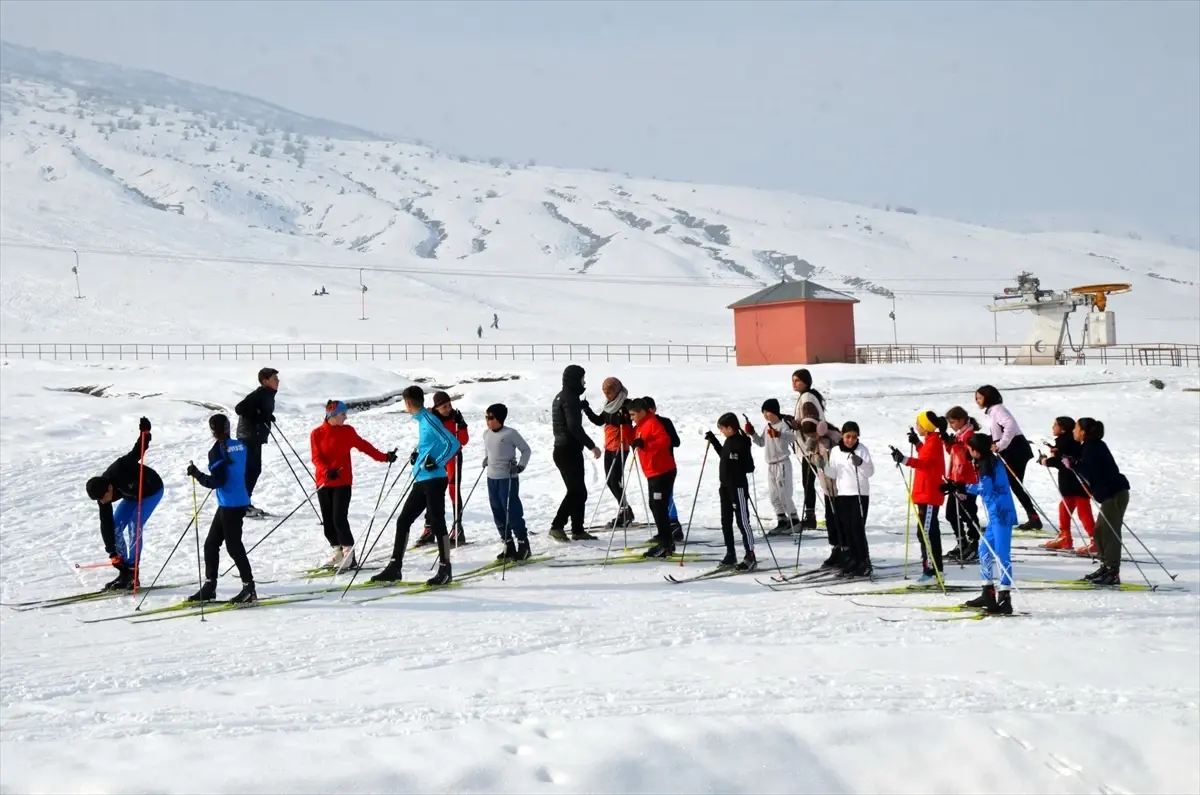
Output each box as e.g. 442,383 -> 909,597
551,447 -> 588,532
318,485 -> 353,547
603,449 -> 630,507
204,506 -> 253,583
999,436 -> 1037,520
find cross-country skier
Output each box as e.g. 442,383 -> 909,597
643,396 -> 684,542
747,398 -> 800,535
943,433 -> 1017,615
799,417 -> 842,567
549,365 -> 601,542
481,403 -> 532,561
310,400 -> 396,571
890,411 -> 947,582
821,421 -> 874,577
582,376 -> 636,529
975,385 -> 1040,531
1055,418 -> 1130,586
186,414 -> 257,604
413,392 -> 470,547
491,313 -> 499,330
235,367 -> 279,518
370,386 -> 462,586
942,406 -> 981,562
786,368 -> 827,531
85,417 -> 162,591
1038,416 -> 1095,554
628,397 -> 678,558
704,413 -> 757,571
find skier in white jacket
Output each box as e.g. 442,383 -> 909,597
820,421 -> 874,577
745,399 -> 800,535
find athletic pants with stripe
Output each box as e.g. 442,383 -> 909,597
719,484 -> 754,556
914,503 -> 943,573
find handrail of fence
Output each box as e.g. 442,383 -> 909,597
0,342 -> 739,363
849,343 -> 1200,367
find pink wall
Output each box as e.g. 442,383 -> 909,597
733,300 -> 856,366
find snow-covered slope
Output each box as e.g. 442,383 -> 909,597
2,43 -> 1198,346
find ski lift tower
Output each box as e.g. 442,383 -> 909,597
987,272 -> 1131,365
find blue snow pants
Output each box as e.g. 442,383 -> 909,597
488,477 -> 527,542
980,521 -> 1013,588
113,489 -> 163,566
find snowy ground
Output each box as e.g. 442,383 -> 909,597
1,359 -> 1198,794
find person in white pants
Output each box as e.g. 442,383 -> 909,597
746,398 -> 799,534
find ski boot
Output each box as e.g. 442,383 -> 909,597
961,540 -> 979,563
370,559 -> 405,583
513,539 -> 532,561
103,563 -> 136,592
917,567 -> 938,584
321,546 -> 344,570
964,584 -> 998,610
1082,564 -> 1109,582
1017,516 -> 1043,532
670,519 -> 684,543
718,551 -> 737,568
335,547 -> 357,572
819,547 -> 842,570
570,528 -> 598,541
988,589 -> 1014,615
642,542 -> 674,559
736,551 -> 758,572
1075,539 -> 1097,556
1043,531 -> 1073,550
426,537 -> 453,586
412,525 -> 437,548
449,523 -> 468,547
801,513 -> 818,531
606,506 -> 634,529
245,505 -> 266,519
188,579 -> 217,603
549,526 -> 570,542
1090,566 -> 1121,586
838,559 -> 871,578
497,539 -> 518,561
230,581 -> 257,604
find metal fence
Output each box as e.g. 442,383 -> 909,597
0,342 -> 738,364
850,343 -> 1200,367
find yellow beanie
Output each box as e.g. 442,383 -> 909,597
916,411 -> 938,433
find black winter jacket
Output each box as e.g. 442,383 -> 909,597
708,433 -> 754,487
1070,439 -> 1130,503
551,365 -> 596,451
98,433 -> 164,553
235,385 -> 276,444
1043,434 -> 1088,498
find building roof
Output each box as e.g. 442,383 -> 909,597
727,279 -> 859,309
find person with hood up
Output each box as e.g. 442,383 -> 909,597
787,368 -> 827,531
1039,416 -> 1096,554
413,391 -> 471,547
975,385 -> 1040,531
310,400 -> 396,571
820,421 -> 874,577
940,433 -> 1018,615
889,411 -> 947,583
549,364 -> 601,542
746,398 -> 800,534
582,376 -> 637,529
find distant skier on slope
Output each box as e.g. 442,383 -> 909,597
234,367 -> 279,518
549,364 -> 601,542
186,414 -> 258,604
85,417 -> 162,591
477,325 -> 483,339
491,313 -> 499,330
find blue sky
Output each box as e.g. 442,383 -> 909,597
2,0 -> 1198,242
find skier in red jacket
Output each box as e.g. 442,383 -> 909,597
890,410 -> 947,582
310,400 -> 396,570
416,391 -> 471,546
628,397 -> 678,558
942,406 -> 981,562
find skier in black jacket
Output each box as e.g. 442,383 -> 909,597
704,412 -> 757,571
550,364 -> 601,541
84,417 -> 163,591
235,367 -> 279,517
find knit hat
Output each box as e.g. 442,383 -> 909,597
486,403 -> 508,424
432,391 -> 453,409
761,398 -> 781,415
325,400 -> 347,419
915,411 -> 939,433
841,420 -> 860,435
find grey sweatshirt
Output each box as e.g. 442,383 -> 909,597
482,426 -> 532,480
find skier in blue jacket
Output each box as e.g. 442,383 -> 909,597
942,433 -> 1018,615
372,385 -> 462,586
186,414 -> 257,604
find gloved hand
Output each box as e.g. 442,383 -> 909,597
907,429 -> 921,448
941,432 -> 955,446
269,414 -> 276,424
452,409 -> 465,427
481,457 -> 489,469
743,421 -> 754,435
386,449 -> 398,464
937,481 -> 956,494
109,553 -> 122,568
889,446 -> 905,465
139,416 -> 151,433
409,450 -> 418,466
186,462 -> 202,480
423,455 -> 437,471
630,438 -> 645,449
327,468 -> 341,482
849,452 -> 863,467
509,461 -> 524,474
1061,456 -> 1074,470
704,431 -> 718,446
580,398 -> 589,408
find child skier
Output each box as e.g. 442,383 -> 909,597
371,386 -> 462,586
746,399 -> 800,534
481,403 -> 533,561
85,417 -> 162,591
942,406 -> 981,562
310,400 -> 396,571
889,411 -> 947,582
582,376 -> 636,529
628,397 -> 678,558
1039,416 -> 1096,554
942,433 -> 1017,615
975,385 -> 1040,530
821,421 -> 874,577
643,396 -> 685,542
414,391 -> 471,546
788,368 -> 828,530
799,417 -> 842,567
186,414 -> 257,604
1058,418 -> 1130,586
704,413 -> 757,571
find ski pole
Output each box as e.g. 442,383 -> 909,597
632,452 -> 650,541
603,452 -> 640,565
501,472 -> 514,582
678,441 -> 710,565
1040,465 -> 1096,563
338,458 -> 398,576
133,490 -> 212,611
793,452 -> 817,570
341,471 -> 416,597
995,455 -> 1056,537
74,561 -> 117,570
273,422 -> 318,485
748,472 -> 782,571
270,426 -> 323,523
132,426 -> 148,594
902,443 -> 914,577
455,468 -> 486,549
853,460 -> 869,571
192,479 -> 205,622
585,450 -> 625,532
224,492 -> 310,575
1068,470 -> 1163,586
890,454 -> 946,594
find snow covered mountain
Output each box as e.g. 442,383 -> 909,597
1,41 -> 1197,346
